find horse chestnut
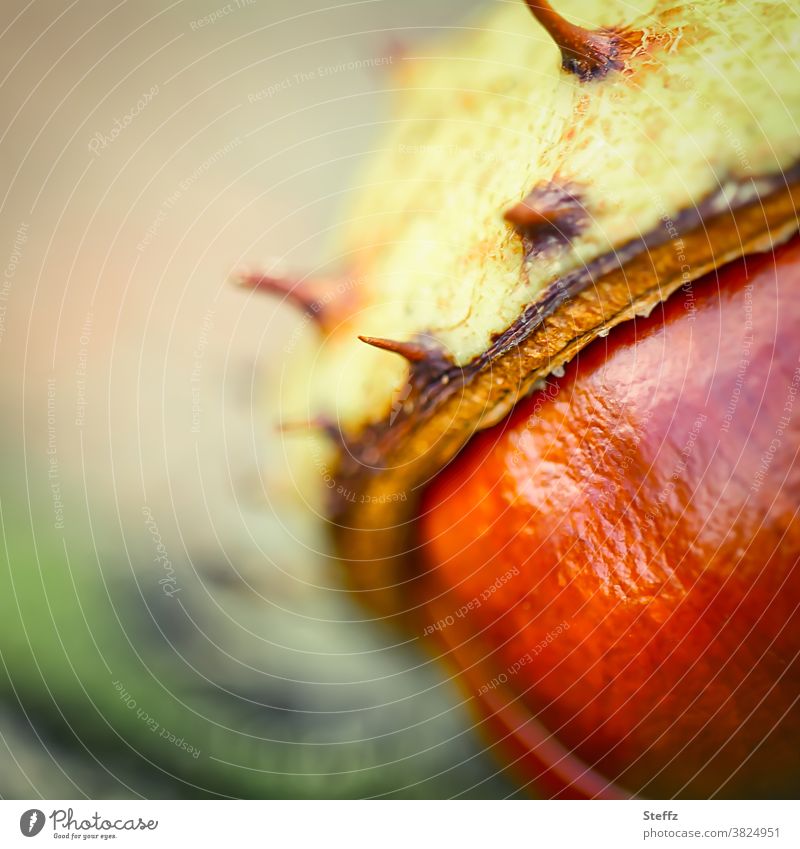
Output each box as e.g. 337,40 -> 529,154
256,0 -> 800,797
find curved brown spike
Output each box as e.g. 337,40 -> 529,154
238,272 -> 325,321
358,335 -> 431,363
504,202 -> 572,235
504,182 -> 589,256
276,414 -> 344,445
524,0 -> 635,80
237,270 -> 359,332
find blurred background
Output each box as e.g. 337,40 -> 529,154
0,0 -> 518,798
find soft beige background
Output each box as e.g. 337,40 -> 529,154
0,0 -> 519,797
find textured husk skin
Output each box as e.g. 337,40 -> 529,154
295,0 -> 800,436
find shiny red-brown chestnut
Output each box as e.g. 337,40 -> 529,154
419,236 -> 800,798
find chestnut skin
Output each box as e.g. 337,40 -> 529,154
419,234 -> 800,799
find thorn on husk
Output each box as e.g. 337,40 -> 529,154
504,204 -> 572,236
276,415 -> 344,445
524,0 -> 636,80
504,181 -> 588,254
237,272 -> 351,331
358,335 -> 432,363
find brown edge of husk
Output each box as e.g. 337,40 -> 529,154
328,172 -> 800,622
